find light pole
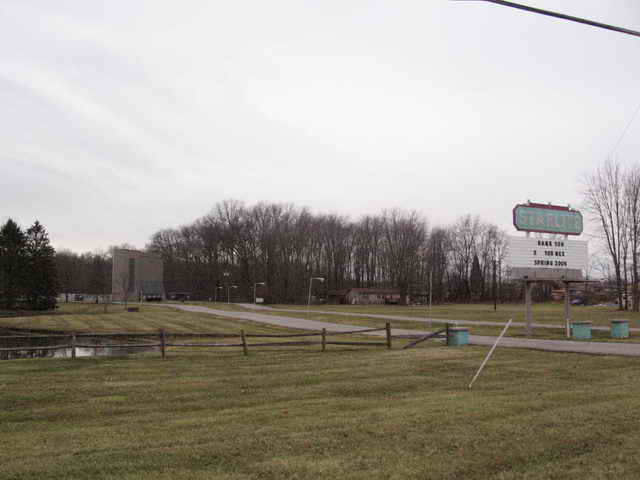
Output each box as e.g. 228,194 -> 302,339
428,269 -> 433,328
254,282 -> 266,305
227,285 -> 237,304
307,277 -> 324,317
222,271 -> 231,304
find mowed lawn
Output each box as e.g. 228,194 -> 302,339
0,304 -> 293,335
6,302 -> 640,343
278,302 -> 638,327
3,342 -> 640,479
4,307 -> 640,478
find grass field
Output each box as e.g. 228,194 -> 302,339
4,302 -> 640,342
0,304 -> 391,358
4,306 -> 640,478
0,305 -> 310,337
4,343 -> 640,479
278,302 -> 639,327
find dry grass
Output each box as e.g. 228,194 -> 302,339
276,302 -> 637,327
3,306 -> 640,478
3,343 -> 640,479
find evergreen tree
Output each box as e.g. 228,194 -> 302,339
24,221 -> 58,310
0,219 -> 27,309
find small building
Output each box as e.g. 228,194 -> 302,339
112,249 -> 165,302
328,288 -> 401,305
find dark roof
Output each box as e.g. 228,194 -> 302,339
328,287 -> 401,296
349,288 -> 399,294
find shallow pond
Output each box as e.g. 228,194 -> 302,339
0,330 -> 158,360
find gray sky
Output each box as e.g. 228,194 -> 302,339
2,0 -> 639,252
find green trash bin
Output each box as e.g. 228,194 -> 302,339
447,327 -> 469,346
571,321 -> 591,340
611,319 -> 629,339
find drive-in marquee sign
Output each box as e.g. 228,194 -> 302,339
513,203 -> 583,236
506,236 -> 588,271
507,202 -> 587,281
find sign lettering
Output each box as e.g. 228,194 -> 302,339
513,204 -> 583,236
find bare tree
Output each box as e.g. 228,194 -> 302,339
624,165 -> 640,310
582,158 -> 626,309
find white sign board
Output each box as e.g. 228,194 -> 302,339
506,236 -> 588,271
256,297 -> 264,304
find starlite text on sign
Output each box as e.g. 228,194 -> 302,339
512,204 -> 583,236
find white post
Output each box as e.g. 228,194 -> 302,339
468,319 -> 512,389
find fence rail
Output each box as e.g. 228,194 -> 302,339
0,324 -> 396,360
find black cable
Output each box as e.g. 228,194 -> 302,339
611,101 -> 640,156
456,0 -> 640,38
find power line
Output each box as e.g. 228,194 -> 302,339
456,0 -> 640,156
610,100 -> 640,157
455,0 -> 640,38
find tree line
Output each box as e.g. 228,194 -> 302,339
583,158 -> 640,310
55,249 -> 112,301
146,200 -> 513,304
0,219 -> 57,310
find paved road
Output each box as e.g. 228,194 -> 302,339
251,304 -> 639,332
163,303 -> 640,357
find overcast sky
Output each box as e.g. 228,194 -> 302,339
1,0 -> 639,252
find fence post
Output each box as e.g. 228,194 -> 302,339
386,322 -> 392,349
71,332 -> 76,360
160,329 -> 166,360
322,328 -> 326,352
241,329 -> 248,356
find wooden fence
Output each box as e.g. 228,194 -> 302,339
402,326 -> 450,349
0,323 -> 400,360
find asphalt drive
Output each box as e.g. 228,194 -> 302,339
162,303 -> 640,357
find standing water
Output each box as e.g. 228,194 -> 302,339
0,330 -> 158,360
